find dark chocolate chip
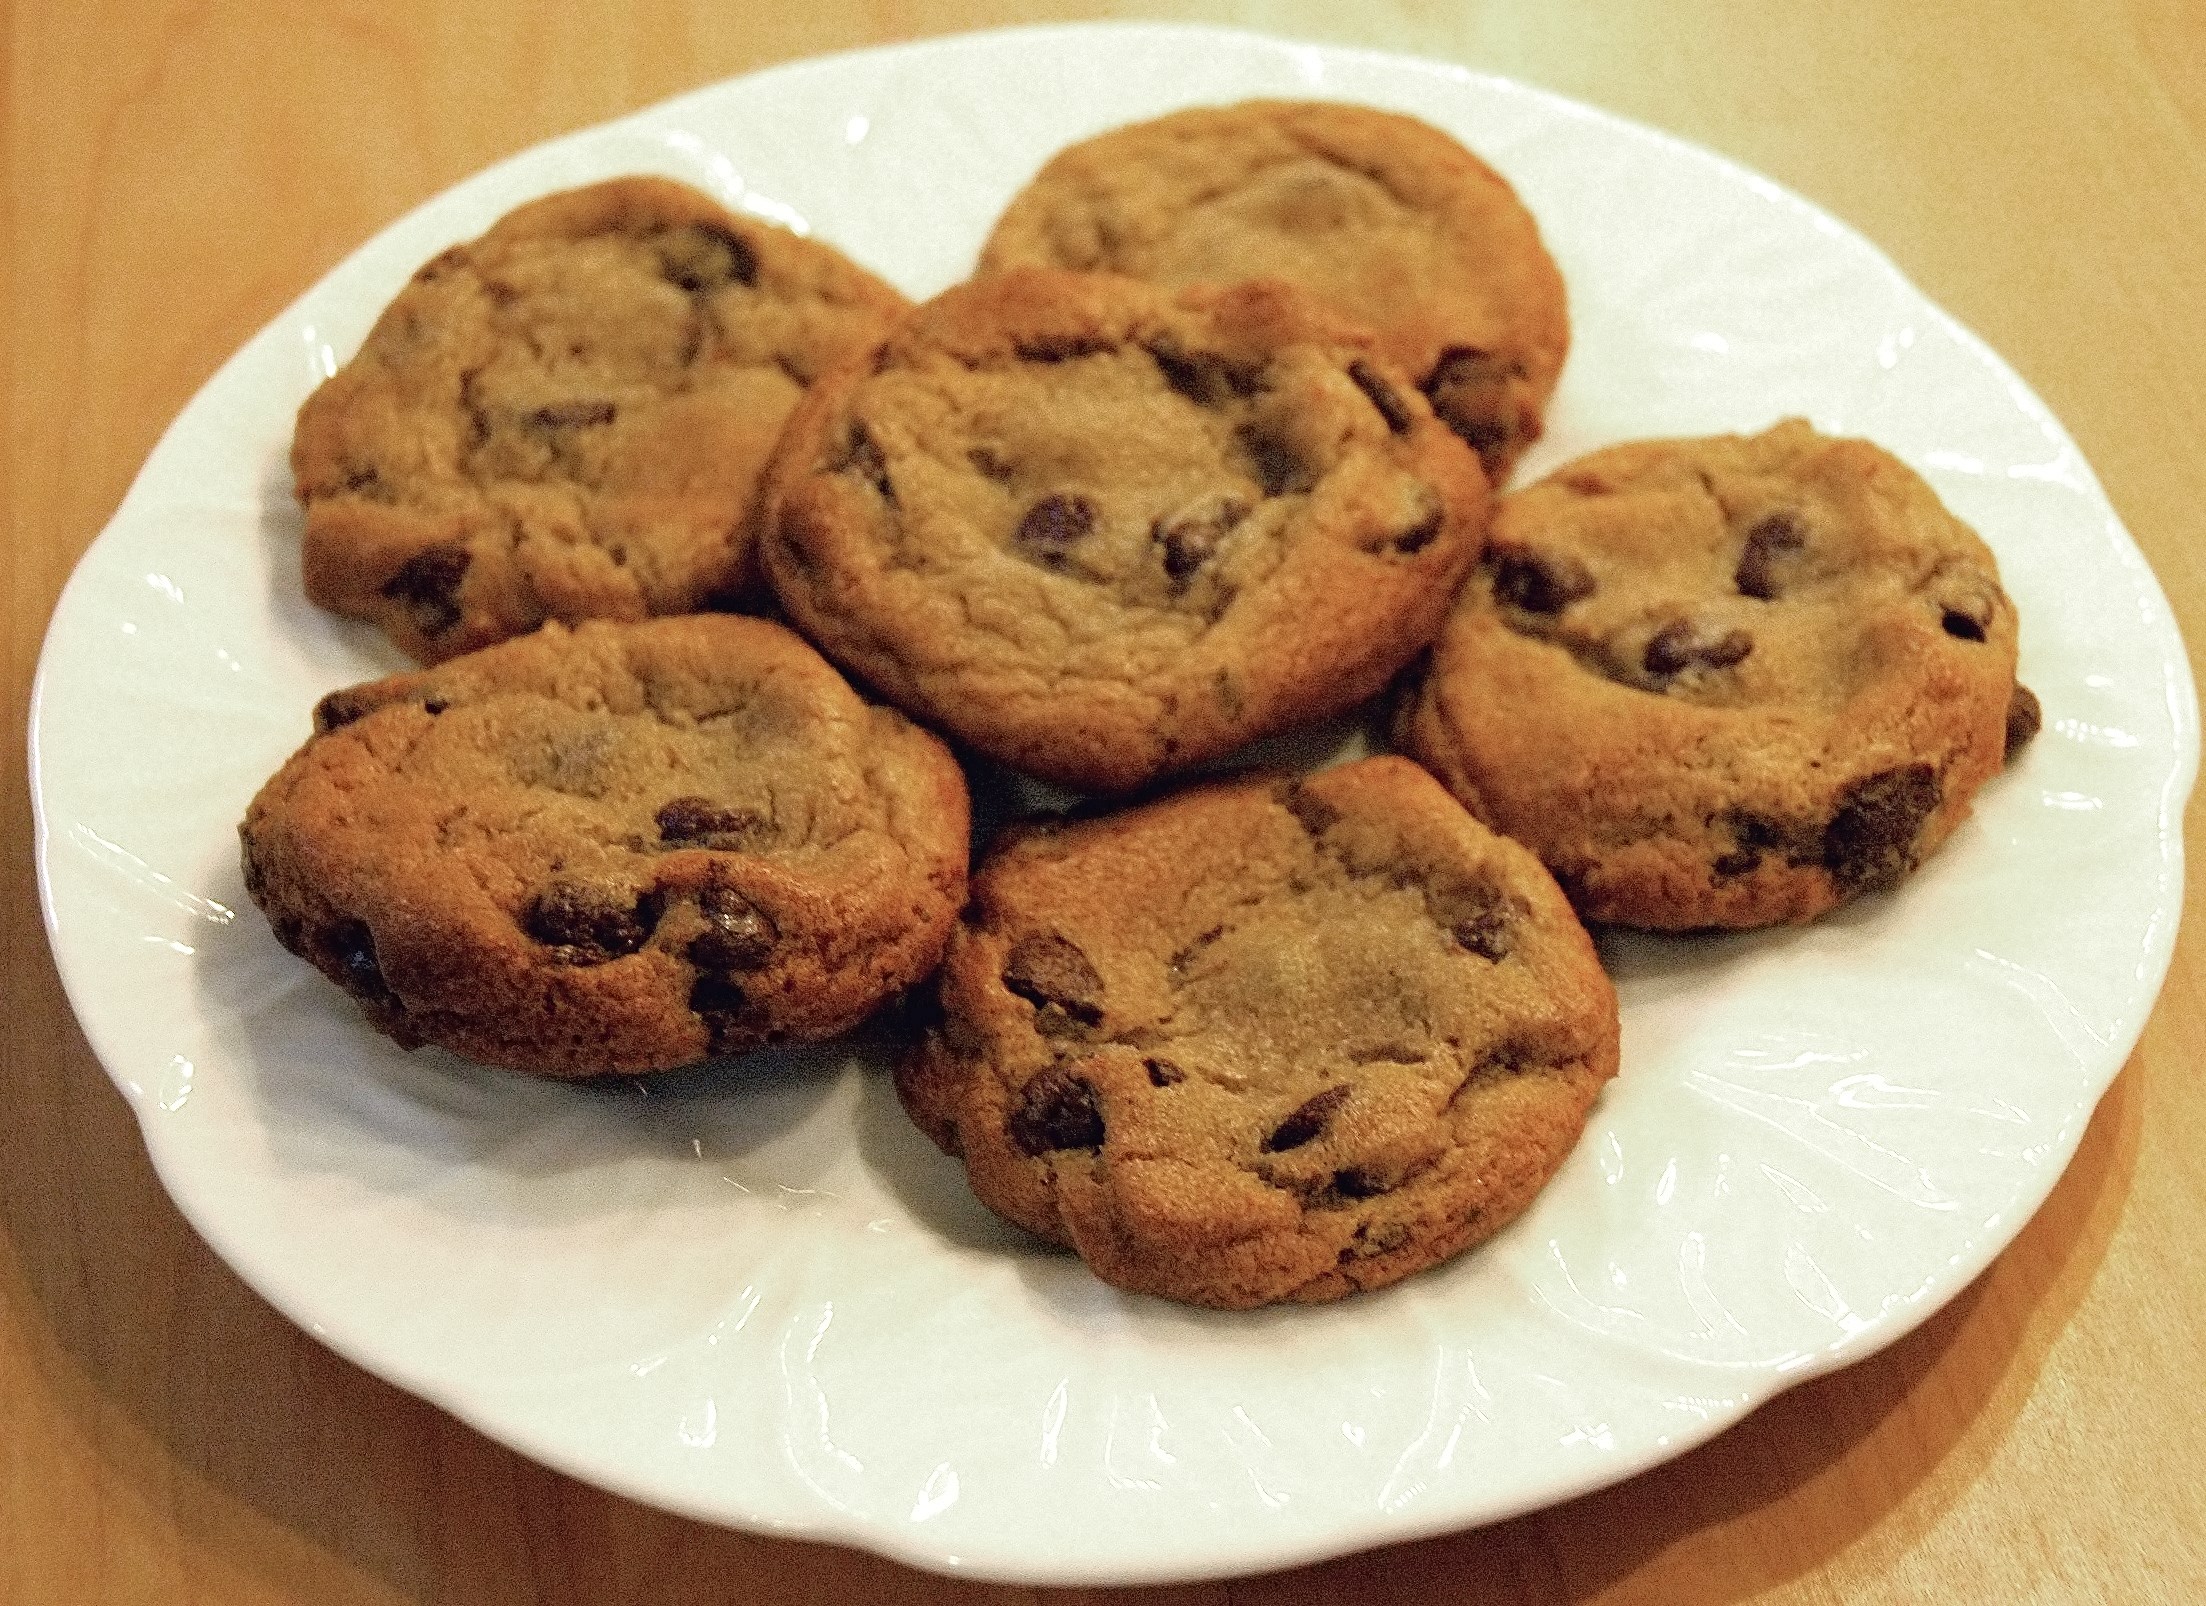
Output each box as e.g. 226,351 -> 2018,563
1144,1056 -> 1186,1088
1154,497 -> 1249,587
689,971 -> 761,1053
1332,1166 -> 1392,1200
967,445 -> 1016,482
341,463 -> 387,498
1824,764 -> 1942,894
1712,847 -> 1762,877
1277,780 -> 1341,837
525,881 -> 661,963
528,398 -> 618,430
835,422 -> 895,504
1491,546 -> 1595,613
1167,925 -> 1225,978
1644,620 -> 1753,677
1941,608 -> 1988,642
1421,346 -> 1520,474
1348,359 -> 1413,434
1426,878 -> 1514,960
412,245 -> 467,284
326,918 -> 396,1006
1391,499 -> 1444,555
656,795 -> 769,849
1008,1065 -> 1105,1156
1237,423 -> 1311,497
688,880 -> 777,970
1735,510 -> 1807,599
313,687 -> 380,732
1147,341 -> 1260,405
1012,493 -> 1097,570
659,221 -> 757,291
1001,932 -> 1106,1027
379,543 -> 471,637
1340,1218 -> 1414,1259
2005,683 -> 2043,760
1014,333 -> 1113,363
1263,1083 -> 1352,1153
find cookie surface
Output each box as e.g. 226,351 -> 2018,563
760,268 -> 1490,793
977,100 -> 1568,483
1399,420 -> 2034,929
898,756 -> 1618,1309
240,615 -> 968,1076
293,176 -> 909,662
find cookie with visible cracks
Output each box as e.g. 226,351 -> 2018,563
293,176 -> 909,663
978,100 -> 1569,484
760,268 -> 1490,794
240,615 -> 968,1076
898,756 -> 1618,1309
1398,420 -> 2038,929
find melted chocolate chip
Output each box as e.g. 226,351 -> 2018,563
1332,1166 -> 1392,1200
1644,620 -> 1753,677
1001,932 -> 1105,1028
1421,346 -> 1518,473
1824,764 -> 1942,894
1014,333 -> 1113,363
1941,607 -> 1988,642
1451,909 -> 1513,961
689,971 -> 761,1053
528,398 -> 618,430
313,687 -> 380,732
688,880 -> 777,971
1277,780 -> 1341,837
836,422 -> 895,504
1735,510 -> 1807,599
967,445 -> 1016,482
1147,341 -> 1261,406
1391,499 -> 1444,555
1012,493 -> 1097,570
659,221 -> 757,291
1008,1066 -> 1105,1155
656,796 -> 769,849
1348,359 -> 1413,434
1154,497 -> 1249,588
1237,423 -> 1311,497
1491,546 -> 1595,613
1144,1056 -> 1186,1088
525,881 -> 661,963
326,918 -> 396,1006
1263,1083 -> 1352,1153
379,544 -> 471,637
1712,847 -> 1762,878
2005,683 -> 2043,760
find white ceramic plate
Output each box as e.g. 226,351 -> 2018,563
32,23 -> 2196,1586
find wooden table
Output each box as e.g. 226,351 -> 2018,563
9,3 -> 2204,1600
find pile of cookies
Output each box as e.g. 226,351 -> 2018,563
241,100 -> 2035,1310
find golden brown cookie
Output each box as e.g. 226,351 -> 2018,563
978,100 -> 1568,483
240,615 -> 968,1076
899,757 -> 1618,1309
293,176 -> 909,662
759,267 -> 1490,794
1398,421 -> 2037,929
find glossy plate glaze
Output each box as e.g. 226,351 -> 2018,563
31,23 -> 2196,1586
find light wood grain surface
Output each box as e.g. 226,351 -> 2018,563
9,3 -> 2206,1601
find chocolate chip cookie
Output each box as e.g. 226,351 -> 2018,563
759,268 -> 1490,794
293,176 -> 909,663
240,615 -> 968,1076
898,756 -> 1618,1308
977,100 -> 1569,483
1398,421 -> 2037,929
